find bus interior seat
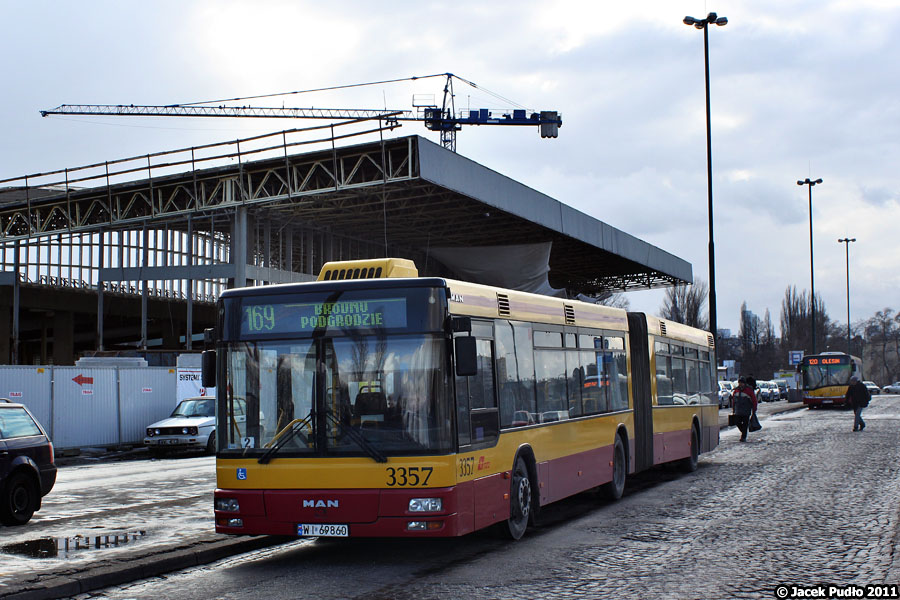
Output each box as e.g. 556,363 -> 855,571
354,391 -> 387,419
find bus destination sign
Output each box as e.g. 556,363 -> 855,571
806,356 -> 849,366
241,298 -> 408,335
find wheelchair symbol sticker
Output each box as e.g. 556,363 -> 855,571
236,468 -> 247,480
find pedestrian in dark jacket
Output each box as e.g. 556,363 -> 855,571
845,375 -> 870,432
731,376 -> 758,442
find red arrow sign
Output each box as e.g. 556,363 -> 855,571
72,374 -> 94,386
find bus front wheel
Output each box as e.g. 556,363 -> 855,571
503,456 -> 532,540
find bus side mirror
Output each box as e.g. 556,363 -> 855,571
449,316 -> 471,333
455,336 -> 477,377
202,350 -> 217,388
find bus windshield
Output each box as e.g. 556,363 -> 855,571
801,355 -> 852,390
222,335 -> 452,457
217,285 -> 452,457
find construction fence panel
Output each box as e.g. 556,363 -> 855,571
52,367 -> 120,449
0,367 -> 53,437
118,368 -> 177,445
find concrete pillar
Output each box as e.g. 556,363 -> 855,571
141,225 -> 149,350
53,310 -> 74,366
186,215 -> 194,350
97,230 -> 105,351
0,301 -> 10,364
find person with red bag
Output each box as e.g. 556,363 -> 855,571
731,376 -> 758,442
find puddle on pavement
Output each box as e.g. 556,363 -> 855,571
1,531 -> 147,559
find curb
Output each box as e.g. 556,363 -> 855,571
1,535 -> 290,600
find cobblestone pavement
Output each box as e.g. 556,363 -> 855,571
86,396 -> 900,600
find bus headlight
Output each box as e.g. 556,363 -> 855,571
215,498 -> 240,512
408,498 -> 442,512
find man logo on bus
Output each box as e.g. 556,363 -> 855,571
477,456 -> 491,471
303,500 -> 339,508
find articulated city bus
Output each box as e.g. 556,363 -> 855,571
799,352 -> 863,409
204,258 -> 718,540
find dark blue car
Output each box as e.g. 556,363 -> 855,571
0,400 -> 57,526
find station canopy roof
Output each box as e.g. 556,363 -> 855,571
0,133 -> 691,297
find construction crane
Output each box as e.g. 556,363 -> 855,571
40,73 -> 561,152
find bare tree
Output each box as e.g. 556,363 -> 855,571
864,309 -> 899,384
779,285 -> 830,355
660,278 -> 708,330
595,291 -> 630,310
738,302 -> 762,376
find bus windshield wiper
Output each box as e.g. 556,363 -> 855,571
258,411 -> 314,464
324,410 -> 388,463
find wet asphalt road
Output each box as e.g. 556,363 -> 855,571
50,396 -> 900,600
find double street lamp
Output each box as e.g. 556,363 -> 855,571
683,12 -> 727,344
797,177 -> 823,354
838,237 -> 856,354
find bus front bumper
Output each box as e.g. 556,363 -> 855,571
804,396 -> 847,407
214,486 -> 471,538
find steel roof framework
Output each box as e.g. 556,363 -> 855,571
0,127 -> 690,364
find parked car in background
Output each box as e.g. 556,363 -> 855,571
717,381 -> 734,408
763,380 -> 781,402
863,381 -> 881,396
0,399 -> 57,526
882,382 -> 900,394
774,380 -> 789,400
144,397 -> 219,456
755,381 -> 772,402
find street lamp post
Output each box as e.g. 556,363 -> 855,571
838,237 -> 856,354
797,177 -> 823,354
683,12 -> 727,346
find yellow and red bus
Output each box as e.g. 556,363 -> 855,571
204,258 -> 718,540
799,352 -> 863,409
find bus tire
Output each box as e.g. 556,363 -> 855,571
681,425 -> 700,472
503,456 -> 533,540
601,434 -> 626,501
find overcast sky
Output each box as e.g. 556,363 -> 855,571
2,0 -> 899,336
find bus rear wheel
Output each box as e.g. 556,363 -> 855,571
681,425 -> 700,472
503,456 -> 532,540
600,435 -> 626,501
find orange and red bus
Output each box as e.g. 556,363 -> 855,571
204,258 -> 718,539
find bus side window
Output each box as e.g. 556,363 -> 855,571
656,352 -> 674,405
455,374 -> 471,446
456,338 -> 498,446
495,322 -> 519,428
671,356 -> 687,403
566,350 -> 583,418
471,339 -> 496,410
699,354 -> 713,404
535,349 -> 567,420
513,323 -> 537,423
